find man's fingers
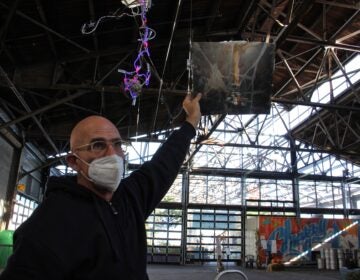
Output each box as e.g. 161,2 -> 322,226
185,92 -> 202,102
193,92 -> 202,101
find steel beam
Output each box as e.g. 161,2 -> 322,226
335,111 -> 360,143
275,1 -> 314,48
236,0 -> 261,35
88,0 -> 99,52
0,90 -> 89,131
276,49 -> 306,100
271,97 -> 360,112
3,145 -> 22,229
19,155 -> 66,179
205,0 -> 221,33
35,0 -> 58,58
25,90 -> 98,114
126,125 -> 356,160
185,114 -> 226,166
286,37 -> 360,53
0,1 -> 90,53
315,0 -> 360,10
261,1 -> 322,41
0,66 -> 60,155
0,0 -> 21,45
184,166 -> 353,183
337,30 -> 360,43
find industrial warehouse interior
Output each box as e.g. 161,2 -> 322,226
0,0 -> 360,279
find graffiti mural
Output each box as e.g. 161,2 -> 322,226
258,217 -> 359,264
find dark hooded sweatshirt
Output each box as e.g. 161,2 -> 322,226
0,122 -> 195,280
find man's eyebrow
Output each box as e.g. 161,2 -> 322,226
89,137 -> 122,142
89,137 -> 106,142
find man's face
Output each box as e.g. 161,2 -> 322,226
67,116 -> 125,188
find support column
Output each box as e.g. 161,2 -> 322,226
241,175 -> 246,267
290,140 -> 300,217
181,170 -> 190,265
341,170 -> 349,218
3,146 -> 23,230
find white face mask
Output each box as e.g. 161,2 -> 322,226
76,154 -> 124,192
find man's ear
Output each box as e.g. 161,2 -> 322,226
66,154 -> 79,171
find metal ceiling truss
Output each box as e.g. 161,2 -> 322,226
291,86 -> 360,161
0,0 -> 20,50
0,66 -> 60,155
0,1 -> 90,54
0,0 -> 359,213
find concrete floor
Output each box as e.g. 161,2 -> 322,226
147,264 -> 342,280
0,264 -> 344,279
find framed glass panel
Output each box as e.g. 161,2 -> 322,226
9,193 -> 38,230
168,239 -> 181,246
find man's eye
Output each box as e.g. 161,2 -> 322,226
91,141 -> 107,150
113,140 -> 123,149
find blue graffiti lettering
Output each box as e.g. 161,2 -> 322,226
267,219 -> 331,258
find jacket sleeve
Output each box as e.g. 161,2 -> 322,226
115,121 -> 196,218
0,233 -> 65,280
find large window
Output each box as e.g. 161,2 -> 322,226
8,193 -> 38,230
189,176 -> 242,205
162,175 -> 182,203
146,208 -> 182,263
299,181 -> 343,209
186,208 -> 242,262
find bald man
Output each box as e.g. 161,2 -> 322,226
1,94 -> 201,280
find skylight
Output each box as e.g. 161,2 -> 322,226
269,54 -> 360,136
290,54 -> 360,130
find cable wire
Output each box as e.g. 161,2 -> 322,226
151,0 -> 184,134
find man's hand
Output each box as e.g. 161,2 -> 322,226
183,93 -> 202,129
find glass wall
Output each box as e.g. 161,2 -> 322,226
186,208 -> 242,262
146,208 -> 182,263
162,175 -> 182,203
8,193 -> 38,230
189,176 -> 242,205
298,181 -> 345,209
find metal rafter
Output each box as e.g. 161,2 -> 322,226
262,0 -> 322,41
337,30 -> 360,43
0,1 -> 359,197
276,49 -> 306,100
286,37 -> 360,53
280,48 -> 320,69
150,0 -> 184,136
235,0 -> 260,36
278,68 -> 358,98
273,0 -> 358,113
0,90 -> 89,131
0,1 -> 90,54
205,0 -> 221,33
315,0 -> 360,10
26,89 -> 99,115
272,97 -> 360,112
257,1 -> 287,43
0,0 -> 21,46
185,114 -> 226,166
19,155 -> 66,179
0,42 -> 16,65
275,1 -> 314,48
88,0 -> 99,52
329,48 -> 356,91
0,66 -> 61,156
336,111 -> 360,142
312,106 -> 337,148
35,0 -> 58,58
